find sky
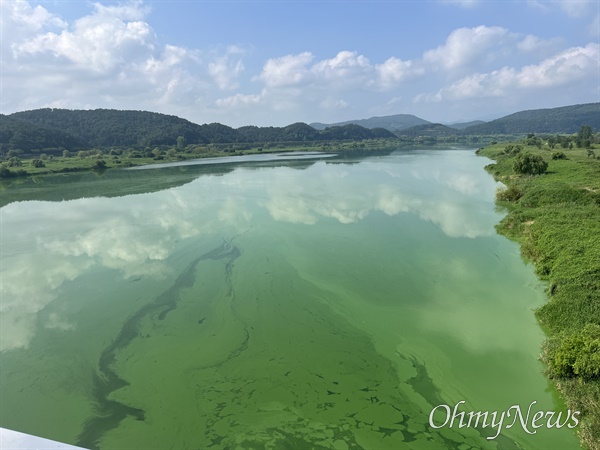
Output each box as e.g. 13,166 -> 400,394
1,0 -> 599,127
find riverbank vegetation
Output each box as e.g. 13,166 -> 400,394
477,127 -> 600,450
0,138 -> 407,178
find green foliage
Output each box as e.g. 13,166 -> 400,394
479,142 -> 600,450
543,324 -> 600,380
0,114 -> 81,152
588,149 -> 596,158
525,135 -> 543,148
6,108 -> 398,152
462,103 -> 599,135
551,151 -> 567,160
513,152 -> 548,175
502,144 -> 522,156
91,159 -> 106,170
496,184 -> 523,202
7,156 -> 22,167
31,159 -> 45,168
579,125 -> 593,141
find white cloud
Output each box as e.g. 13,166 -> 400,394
208,46 -> 246,90
418,43 -> 600,101
424,26 -> 514,70
14,1 -> 156,73
311,51 -> 371,86
376,57 -> 422,89
216,92 -> 262,108
256,51 -> 314,87
517,35 -> 562,54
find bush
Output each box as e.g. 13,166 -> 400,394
543,324 -> 600,380
92,159 -> 107,170
513,152 -> 548,175
496,184 -> 523,202
7,157 -> 22,167
551,151 -> 567,160
31,159 -> 45,168
503,144 -> 522,156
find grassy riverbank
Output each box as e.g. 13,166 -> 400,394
0,138 -> 401,179
478,143 -> 600,450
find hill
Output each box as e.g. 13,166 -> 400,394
462,103 -> 600,135
447,120 -> 486,130
0,114 -> 83,152
310,114 -> 430,132
397,123 -> 458,138
3,109 -> 395,153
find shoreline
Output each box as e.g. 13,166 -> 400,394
477,142 -> 600,450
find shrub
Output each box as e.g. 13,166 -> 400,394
7,157 -> 22,167
92,159 -> 107,170
496,184 -> 523,202
503,144 -> 522,156
551,151 -> 567,160
513,153 -> 548,175
543,324 -> 600,380
31,159 -> 45,168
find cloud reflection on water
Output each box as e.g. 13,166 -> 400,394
0,150 -> 498,351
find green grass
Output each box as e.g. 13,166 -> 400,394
0,139 -> 403,178
478,143 -> 600,450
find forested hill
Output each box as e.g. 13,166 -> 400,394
461,103 -> 600,135
3,109 -> 394,151
0,114 -> 83,151
310,114 -> 430,132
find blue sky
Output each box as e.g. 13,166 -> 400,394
1,0 -> 599,127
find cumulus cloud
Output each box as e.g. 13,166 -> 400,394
13,1 -> 156,73
418,43 -> 600,102
375,57 -> 422,89
1,0 -> 597,126
423,26 -> 514,70
208,46 -> 246,90
1,0 -> 242,118
256,51 -> 314,87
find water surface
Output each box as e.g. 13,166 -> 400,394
0,149 -> 580,449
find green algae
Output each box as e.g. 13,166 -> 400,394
0,149 -> 581,449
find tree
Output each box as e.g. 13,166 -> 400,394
63,149 -> 70,158
503,144 -> 522,156
578,125 -> 593,141
587,149 -> 596,158
31,159 -> 45,168
177,135 -> 187,150
166,148 -> 177,158
513,153 -> 548,175
7,156 -> 22,167
92,159 -> 107,170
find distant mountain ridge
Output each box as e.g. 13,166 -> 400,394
310,114 -> 430,132
447,120 -> 486,130
2,109 -> 394,152
461,103 -> 600,135
2,103 -> 598,153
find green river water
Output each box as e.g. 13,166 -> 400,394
0,149 -> 581,449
